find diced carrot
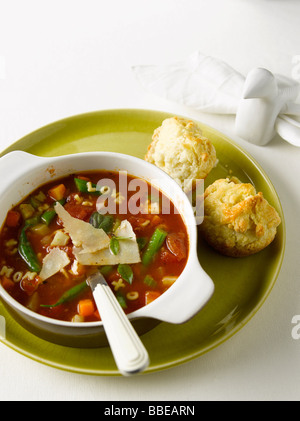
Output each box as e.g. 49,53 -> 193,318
145,291 -> 161,305
1,276 -> 15,291
6,210 -> 21,227
77,175 -> 90,181
78,299 -> 95,317
48,184 -> 67,201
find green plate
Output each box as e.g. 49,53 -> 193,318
0,109 -> 285,375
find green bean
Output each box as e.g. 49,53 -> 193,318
74,178 -> 100,195
41,199 -> 65,226
18,227 -> 41,273
142,228 -> 167,266
40,281 -> 88,308
41,209 -> 56,226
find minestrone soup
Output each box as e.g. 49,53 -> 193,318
0,171 -> 189,323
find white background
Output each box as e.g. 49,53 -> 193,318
0,0 -> 300,401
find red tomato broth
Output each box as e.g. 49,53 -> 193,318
0,171 -> 189,323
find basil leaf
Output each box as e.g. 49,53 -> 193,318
116,292 -> 127,309
99,215 -> 114,233
89,212 -> 104,228
89,213 -> 114,234
117,264 -> 133,285
110,237 -> 120,255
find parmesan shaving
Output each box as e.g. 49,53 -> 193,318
39,248 -> 70,282
54,203 -> 110,253
73,220 -> 141,266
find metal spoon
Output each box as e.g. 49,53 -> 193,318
87,271 -> 149,376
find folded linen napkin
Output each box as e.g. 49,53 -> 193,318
132,51 -> 300,147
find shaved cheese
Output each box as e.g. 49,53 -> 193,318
54,203 -> 110,253
50,230 -> 70,247
115,219 -> 136,240
73,220 -> 141,266
39,248 -> 70,281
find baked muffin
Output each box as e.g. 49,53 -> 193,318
200,178 -> 281,257
145,117 -> 217,190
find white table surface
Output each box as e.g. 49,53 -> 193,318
0,0 -> 300,402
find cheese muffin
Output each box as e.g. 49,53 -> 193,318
145,117 -> 217,190
200,178 -> 281,257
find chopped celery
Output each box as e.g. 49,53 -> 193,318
30,197 -> 41,209
19,204 -> 35,220
25,215 -> 41,227
143,275 -> 157,288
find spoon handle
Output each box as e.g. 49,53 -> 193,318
87,272 -> 149,376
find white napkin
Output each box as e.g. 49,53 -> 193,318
132,51 -> 300,147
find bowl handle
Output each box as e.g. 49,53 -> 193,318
135,253 -> 215,324
0,151 -> 46,184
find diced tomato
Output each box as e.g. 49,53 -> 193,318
64,203 -> 93,221
20,276 -> 41,295
166,233 -> 187,261
6,210 -> 21,228
1,276 -> 15,291
159,248 -> 178,264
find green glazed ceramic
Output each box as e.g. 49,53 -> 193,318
0,109 -> 285,375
